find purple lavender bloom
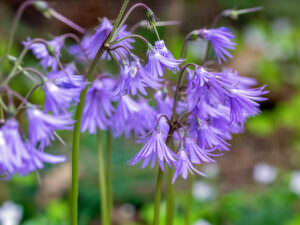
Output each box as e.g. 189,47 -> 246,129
197,27 -> 236,63
129,128 -> 176,170
43,81 -> 78,114
124,99 -> 157,138
85,18 -> 134,60
145,40 -> 184,78
115,56 -> 161,96
186,67 -> 228,111
110,95 -> 141,137
184,137 -> 219,164
23,37 -> 64,71
188,116 -> 231,151
27,108 -> 74,149
228,86 -> 268,126
48,64 -> 86,103
0,119 -> 65,178
172,150 -> 206,183
81,77 -> 116,133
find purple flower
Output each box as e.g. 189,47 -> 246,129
0,119 -> 65,178
184,137 -> 219,164
172,150 -> 205,183
145,40 -> 184,78
186,67 -> 228,112
188,115 -> 231,151
110,95 -> 141,137
43,81 -> 78,114
129,128 -> 176,171
23,37 -> 64,71
114,56 -> 161,96
197,27 -> 236,63
228,86 -> 268,126
48,64 -> 86,103
81,77 -> 116,133
123,99 -> 157,138
27,108 -> 74,149
85,18 -> 134,60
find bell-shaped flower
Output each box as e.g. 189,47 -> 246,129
81,77 -> 116,133
0,119 -> 65,178
172,150 -> 206,183
197,27 -> 236,63
145,40 -> 184,78
23,36 -> 64,71
129,127 -> 176,171
27,107 -> 74,149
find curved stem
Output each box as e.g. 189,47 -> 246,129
106,131 -> 113,223
180,32 -> 194,59
130,20 -> 181,33
111,3 -> 152,41
3,39 -> 48,85
97,131 -> 109,225
0,0 -> 36,75
70,1 -> 130,225
153,168 -> 163,225
109,34 -> 152,49
50,9 -> 86,34
62,33 -> 89,63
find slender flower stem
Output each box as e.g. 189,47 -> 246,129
3,39 -> 48,85
180,32 -> 194,59
129,20 -> 181,33
184,175 -> 194,225
165,166 -> 175,225
106,131 -> 113,222
111,3 -> 152,41
97,131 -> 109,225
49,9 -> 86,34
70,1 -> 130,225
109,34 -> 153,49
153,168 -> 164,225
163,63 -> 197,225
0,0 -> 35,76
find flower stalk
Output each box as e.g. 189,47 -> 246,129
70,1 -> 130,225
97,131 -> 109,225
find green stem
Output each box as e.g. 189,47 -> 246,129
165,167 -> 174,225
70,1 -> 130,225
106,131 -> 113,223
185,176 -> 194,225
153,168 -> 164,225
111,3 -> 151,41
0,0 -> 35,76
97,131 -> 109,225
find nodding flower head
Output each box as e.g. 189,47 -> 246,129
129,127 -> 176,171
48,64 -> 86,103
27,107 -> 74,149
145,40 -> 184,78
43,81 -> 79,115
81,77 -> 116,134
197,27 -> 236,64
23,36 -> 64,71
85,17 -> 134,60
0,119 -> 65,178
114,56 -> 161,96
172,150 -> 206,183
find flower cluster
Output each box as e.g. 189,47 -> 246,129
0,2 -> 267,182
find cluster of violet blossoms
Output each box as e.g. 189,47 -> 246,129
0,6 -> 267,182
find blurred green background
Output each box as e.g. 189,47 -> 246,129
0,0 -> 300,224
